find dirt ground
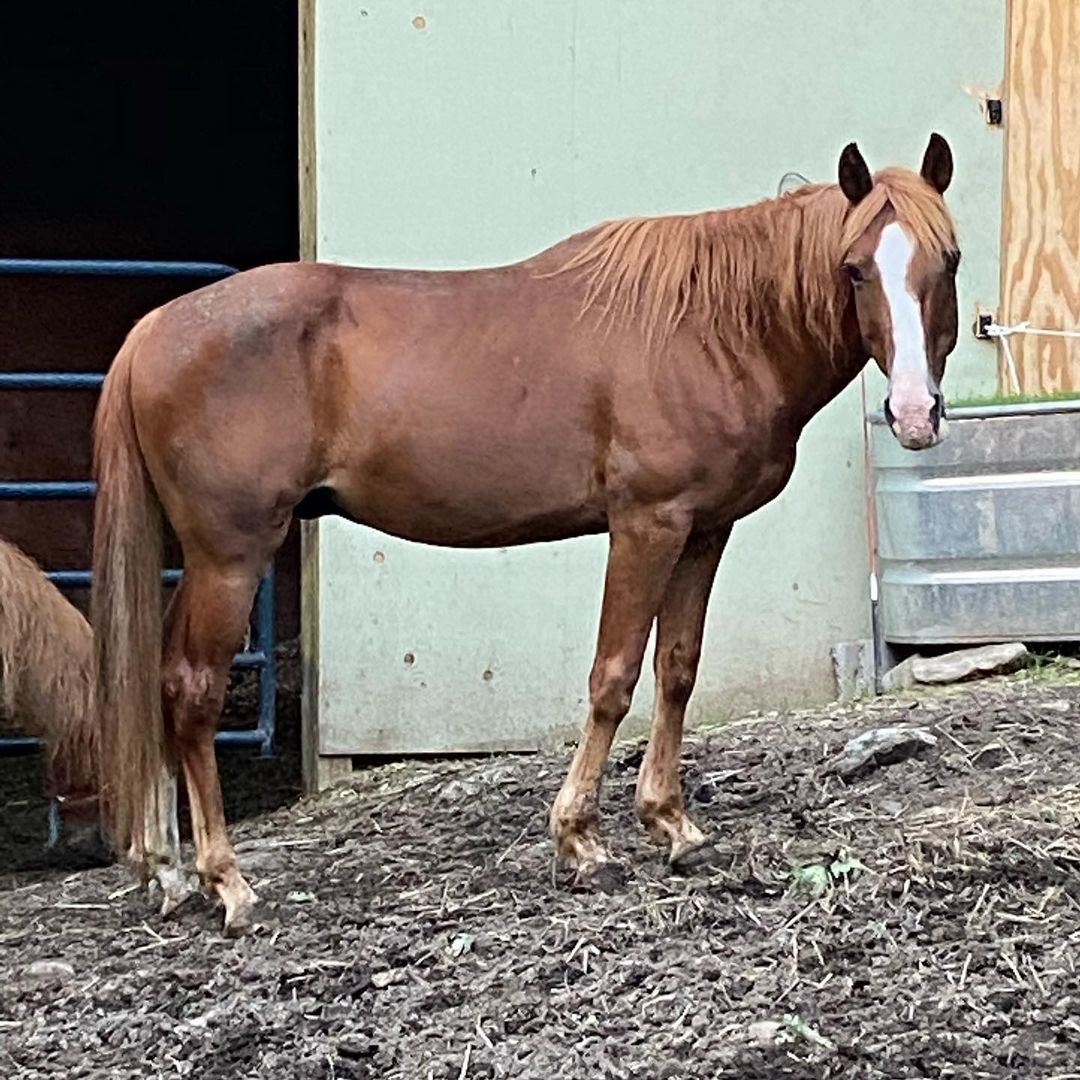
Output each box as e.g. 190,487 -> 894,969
4,666 -> 1080,1079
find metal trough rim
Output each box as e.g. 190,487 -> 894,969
868,398 -> 1080,424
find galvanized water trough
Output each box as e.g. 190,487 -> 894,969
869,400 -> 1080,645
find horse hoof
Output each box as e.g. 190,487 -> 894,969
572,860 -> 627,894
219,878 -> 258,937
221,898 -> 256,938
158,869 -> 200,918
670,841 -> 722,875
222,911 -> 253,938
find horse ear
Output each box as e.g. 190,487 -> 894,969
920,132 -> 953,195
838,142 -> 873,205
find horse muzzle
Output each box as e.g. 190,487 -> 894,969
883,389 -> 945,451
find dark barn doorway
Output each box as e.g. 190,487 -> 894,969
0,3 -> 303,865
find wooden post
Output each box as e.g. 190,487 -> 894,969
299,0 -> 317,264
298,0 -> 336,792
999,0 -> 1080,393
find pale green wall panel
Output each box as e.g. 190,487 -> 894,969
311,0 -> 1006,755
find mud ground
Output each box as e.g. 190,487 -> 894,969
3,665 -> 1080,1078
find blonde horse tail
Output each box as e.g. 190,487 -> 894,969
0,537 -> 96,788
92,313 -> 164,852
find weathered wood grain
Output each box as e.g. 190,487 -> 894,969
1000,0 -> 1080,392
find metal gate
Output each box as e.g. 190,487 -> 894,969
0,260 -> 276,780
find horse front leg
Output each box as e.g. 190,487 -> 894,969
635,528 -> 728,871
550,505 -> 691,888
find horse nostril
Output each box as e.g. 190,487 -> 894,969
930,392 -> 945,432
883,398 -> 896,429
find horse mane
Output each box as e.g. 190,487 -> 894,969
0,536 -> 96,789
557,166 -> 957,352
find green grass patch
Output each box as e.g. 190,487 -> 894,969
1015,650 -> 1080,685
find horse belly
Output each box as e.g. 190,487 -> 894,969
326,405 -> 605,548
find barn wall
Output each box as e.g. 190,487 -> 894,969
305,0 -> 1006,767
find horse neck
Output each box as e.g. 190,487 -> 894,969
774,302 -> 869,428
718,191 -> 868,426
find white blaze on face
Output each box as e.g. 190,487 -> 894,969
875,221 -> 936,447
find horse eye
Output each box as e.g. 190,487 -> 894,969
844,263 -> 864,284
944,250 -> 961,274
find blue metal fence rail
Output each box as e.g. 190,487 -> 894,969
0,259 -> 275,763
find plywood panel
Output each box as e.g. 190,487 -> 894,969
1000,0 -> 1080,393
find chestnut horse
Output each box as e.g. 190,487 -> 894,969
0,537 -> 96,792
93,135 -> 958,932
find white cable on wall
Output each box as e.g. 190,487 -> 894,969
984,320 -> 1080,396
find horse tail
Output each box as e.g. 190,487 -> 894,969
92,312 -> 164,852
0,537 -> 96,788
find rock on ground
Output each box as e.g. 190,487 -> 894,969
882,641 -> 1029,691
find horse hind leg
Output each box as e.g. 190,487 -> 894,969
123,582 -> 203,915
162,558 -> 266,934
133,763 -> 200,916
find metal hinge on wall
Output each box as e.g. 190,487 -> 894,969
986,98 -> 1003,125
